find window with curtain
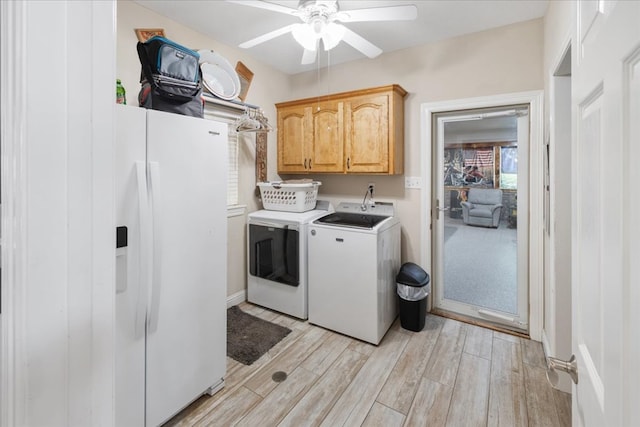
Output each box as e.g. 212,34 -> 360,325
500,146 -> 518,189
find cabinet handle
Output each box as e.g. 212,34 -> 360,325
309,159 -> 312,169
347,157 -> 350,169
304,159 -> 307,169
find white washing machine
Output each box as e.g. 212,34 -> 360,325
307,202 -> 401,344
247,201 -> 332,319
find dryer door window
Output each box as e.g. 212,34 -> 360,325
249,224 -> 299,287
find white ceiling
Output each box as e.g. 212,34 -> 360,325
134,0 -> 549,75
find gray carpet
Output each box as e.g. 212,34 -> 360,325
227,306 -> 291,365
444,226 -> 457,243
443,218 -> 518,314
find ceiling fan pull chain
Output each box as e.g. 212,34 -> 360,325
316,47 -> 321,111
326,48 -> 331,101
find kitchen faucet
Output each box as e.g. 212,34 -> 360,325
361,184 -> 375,211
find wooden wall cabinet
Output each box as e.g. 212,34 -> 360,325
277,105 -> 308,173
277,101 -> 344,173
276,84 -> 407,174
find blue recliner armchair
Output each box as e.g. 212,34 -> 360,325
460,188 -> 503,228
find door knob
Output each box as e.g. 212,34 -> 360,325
435,199 -> 449,219
546,354 -> 578,386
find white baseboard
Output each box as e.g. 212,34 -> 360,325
226,290 -> 246,308
541,329 -> 551,360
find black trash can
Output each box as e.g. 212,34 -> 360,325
396,262 -> 430,332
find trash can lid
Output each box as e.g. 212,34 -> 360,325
396,262 -> 430,287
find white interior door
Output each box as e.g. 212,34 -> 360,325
572,1 -> 640,424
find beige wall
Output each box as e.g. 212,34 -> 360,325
286,18 -> 545,264
116,0 -> 290,298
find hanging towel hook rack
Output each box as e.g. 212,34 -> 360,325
235,106 -> 272,133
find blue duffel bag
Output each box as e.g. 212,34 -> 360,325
136,36 -> 203,117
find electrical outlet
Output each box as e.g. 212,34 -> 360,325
405,176 -> 422,189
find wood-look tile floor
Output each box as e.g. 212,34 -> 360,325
165,302 -> 571,427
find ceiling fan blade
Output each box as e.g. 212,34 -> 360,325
225,0 -> 299,16
338,5 -> 418,22
301,48 -> 317,65
239,24 -> 297,49
341,27 -> 382,59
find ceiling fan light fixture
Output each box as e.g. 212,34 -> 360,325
322,22 -> 346,50
232,0 -> 416,64
293,18 -> 346,52
292,23 -> 319,51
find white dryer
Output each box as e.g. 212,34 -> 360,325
247,201 -> 332,319
307,202 -> 401,344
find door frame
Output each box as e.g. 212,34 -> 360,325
420,90 -> 544,340
1,1 -> 116,424
542,34 -> 573,393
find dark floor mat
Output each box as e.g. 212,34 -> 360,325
227,306 -> 292,365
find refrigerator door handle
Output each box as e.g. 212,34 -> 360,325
148,161 -> 163,334
135,161 -> 151,339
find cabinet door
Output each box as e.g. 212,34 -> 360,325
345,94 -> 389,173
309,101 -> 344,172
278,106 -> 311,173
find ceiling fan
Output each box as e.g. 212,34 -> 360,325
226,0 -> 418,64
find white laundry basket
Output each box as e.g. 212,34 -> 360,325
257,181 -> 321,212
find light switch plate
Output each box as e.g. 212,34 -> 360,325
405,176 -> 422,189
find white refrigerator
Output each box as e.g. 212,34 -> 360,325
115,105 -> 227,426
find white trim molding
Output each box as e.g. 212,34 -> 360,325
227,204 -> 247,218
544,33 -> 573,394
420,90 -> 545,341
1,1 -> 29,424
227,290 -> 247,308
1,1 -> 117,425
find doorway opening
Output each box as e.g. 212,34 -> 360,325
432,105 -> 530,333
